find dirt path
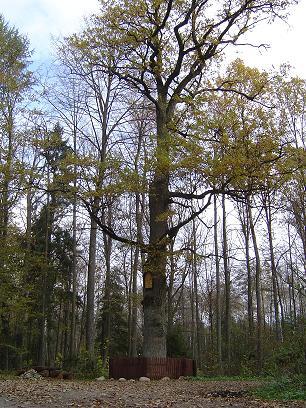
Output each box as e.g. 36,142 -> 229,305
0,379 -> 304,408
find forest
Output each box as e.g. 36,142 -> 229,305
0,0 -> 305,379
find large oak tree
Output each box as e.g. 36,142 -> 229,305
70,0 -> 296,358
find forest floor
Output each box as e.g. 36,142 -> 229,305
0,378 -> 304,408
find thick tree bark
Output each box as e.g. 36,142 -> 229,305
143,173 -> 168,357
143,100 -> 169,358
143,247 -> 167,357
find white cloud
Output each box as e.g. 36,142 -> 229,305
2,0 -> 306,77
2,0 -> 100,60
234,0 -> 306,77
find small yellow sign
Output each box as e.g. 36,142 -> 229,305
144,272 -> 153,289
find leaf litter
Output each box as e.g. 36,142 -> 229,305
0,378 -> 304,407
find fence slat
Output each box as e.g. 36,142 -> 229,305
109,357 -> 196,379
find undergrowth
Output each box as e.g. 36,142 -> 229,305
0,371 -> 16,380
188,373 -> 305,401
252,374 -> 306,401
188,374 -> 263,381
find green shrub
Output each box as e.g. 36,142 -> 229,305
167,325 -> 189,358
65,349 -> 107,380
264,341 -> 305,376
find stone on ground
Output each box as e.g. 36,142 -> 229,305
139,376 -> 150,382
20,369 -> 43,380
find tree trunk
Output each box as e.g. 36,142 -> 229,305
0,110 -> 14,368
130,243 -> 139,357
248,197 -> 263,373
143,248 -> 167,357
167,240 -> 175,336
143,174 -> 168,357
143,102 -> 169,358
214,195 -> 222,373
85,209 -> 98,360
190,270 -> 196,360
192,219 -> 201,368
130,120 -> 145,357
38,164 -> 51,367
238,201 -> 254,337
263,191 -> 283,342
288,224 -> 297,327
101,209 -> 112,366
222,194 -> 231,372
70,125 -> 78,362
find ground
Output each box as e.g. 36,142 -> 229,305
0,379 -> 304,407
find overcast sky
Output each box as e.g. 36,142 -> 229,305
1,0 -> 306,77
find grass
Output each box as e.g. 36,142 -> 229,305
252,375 -> 306,401
187,374 -> 263,381
0,371 -> 17,380
188,373 -> 305,401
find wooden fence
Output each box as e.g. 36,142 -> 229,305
109,357 -> 196,380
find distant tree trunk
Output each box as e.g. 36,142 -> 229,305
276,277 -> 285,331
55,298 -> 63,359
70,124 -> 78,362
222,194 -> 231,372
101,208 -> 112,367
192,219 -> 201,368
237,201 -> 254,337
85,66 -> 113,362
130,116 -> 146,357
38,163 -> 51,367
26,186 -> 33,251
167,239 -> 175,336
207,284 -> 214,355
288,224 -> 297,327
214,195 -> 222,373
0,110 -> 14,369
248,197 -> 263,372
262,190 -> 282,342
190,270 -> 196,360
130,238 -> 140,357
78,286 -> 87,355
85,205 -> 98,361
